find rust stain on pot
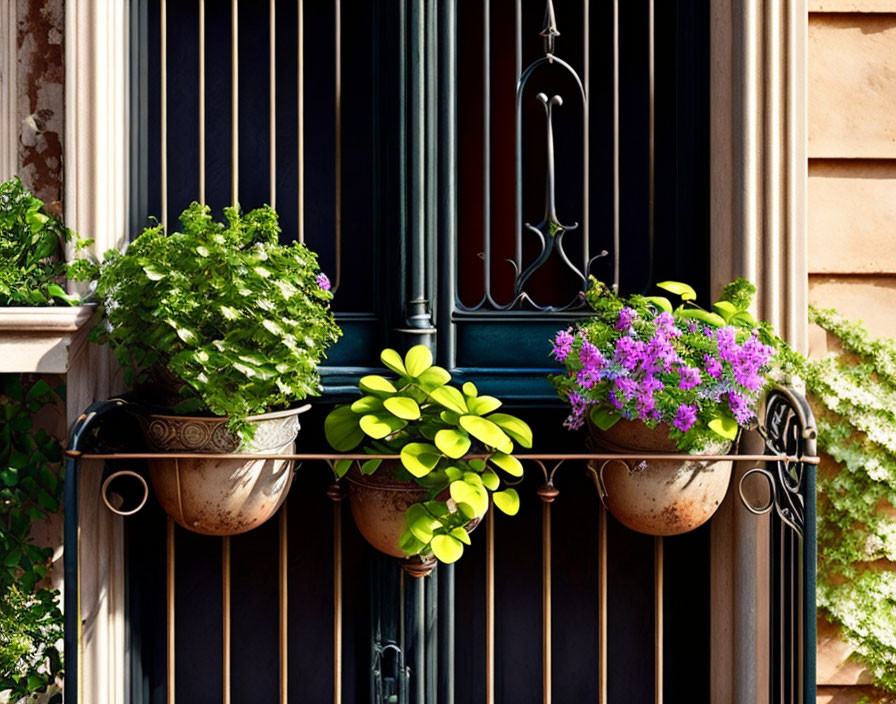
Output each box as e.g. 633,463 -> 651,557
16,0 -> 64,205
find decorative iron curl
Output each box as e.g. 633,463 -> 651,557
739,386 -> 818,538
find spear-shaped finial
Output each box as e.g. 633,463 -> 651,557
539,0 -> 560,56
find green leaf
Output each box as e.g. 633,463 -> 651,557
360,458 -> 382,475
325,406 -> 365,451
46,283 -> 78,305
359,413 -> 408,439
416,365 -> 451,390
708,416 -> 739,440
459,415 -> 513,453
431,534 -> 464,563
712,300 -> 738,322
644,296 -> 673,313
486,413 -> 533,448
468,458 -> 486,471
449,480 -> 488,517
429,385 -> 468,415
481,469 -> 500,490
657,280 -> 697,301
462,382 -> 478,397
404,345 -> 433,377
445,466 -> 464,482
489,452 -> 524,477
400,443 -> 442,477
450,526 -> 472,546
399,529 -> 426,555
729,311 -> 756,327
589,406 -> 621,431
380,348 -> 407,375
434,428 -> 471,459
406,504 -> 438,543
493,488 -> 520,516
440,410 -> 460,425
333,459 -> 352,478
142,264 -> 165,281
351,395 -> 383,413
678,309 -> 726,327
383,396 -> 421,420
467,395 -> 502,416
359,375 -> 397,395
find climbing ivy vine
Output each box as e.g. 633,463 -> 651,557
802,307 -> 896,693
0,375 -> 64,700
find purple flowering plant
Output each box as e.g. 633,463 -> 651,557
549,277 -> 781,451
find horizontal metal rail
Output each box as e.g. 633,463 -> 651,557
65,451 -> 819,464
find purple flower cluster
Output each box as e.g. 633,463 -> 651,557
553,307 -> 776,444
317,273 -> 332,291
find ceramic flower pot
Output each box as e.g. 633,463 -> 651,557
344,462 -> 480,577
591,419 -> 733,536
137,405 -> 308,536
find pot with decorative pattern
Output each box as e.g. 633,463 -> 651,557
136,405 -> 309,536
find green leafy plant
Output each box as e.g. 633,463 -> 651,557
549,277 -> 783,451
325,345 -> 533,564
92,202 -> 341,439
797,308 -> 896,693
0,375 -> 64,698
0,176 -> 96,306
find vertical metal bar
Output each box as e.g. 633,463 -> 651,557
764,0 -> 782,327
779,523 -> 785,702
297,0 -> 304,242
654,536 -> 663,704
63,457 -> 80,704
425,0 -> 438,322
199,0 -> 206,204
803,465 -> 817,704
598,505 -> 607,704
334,0 -> 342,290
279,505 -> 288,704
646,0 -> 655,291
426,566 -> 438,704
513,0 -> 521,274
438,0 -> 458,370
438,564 -> 455,704
223,536 -> 231,704
611,0 -> 619,292
413,575 -> 426,704
542,502 -> 552,704
582,0 -> 590,273
160,0 -> 168,229
483,0 -> 493,297
333,501 -> 343,704
269,0 -> 277,209
231,0 -> 239,206
486,504 -> 495,704
167,517 -> 175,704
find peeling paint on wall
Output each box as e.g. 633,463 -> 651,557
17,0 -> 64,213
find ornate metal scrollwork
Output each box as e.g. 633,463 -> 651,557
739,386 -> 818,537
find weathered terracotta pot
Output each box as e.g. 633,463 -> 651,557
345,462 -> 428,559
591,419 -> 733,536
137,405 -> 308,536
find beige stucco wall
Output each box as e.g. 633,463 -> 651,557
809,6 -> 896,703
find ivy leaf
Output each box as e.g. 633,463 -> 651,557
399,529 -> 426,556
493,488 -> 520,516
406,503 -> 438,543
644,296 -> 673,313
467,395 -> 502,416
481,469 -> 500,490
678,309 -> 726,327
333,459 -> 352,478
450,527 -> 471,546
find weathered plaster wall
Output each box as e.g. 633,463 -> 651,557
809,6 -> 896,703
15,0 -> 63,208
